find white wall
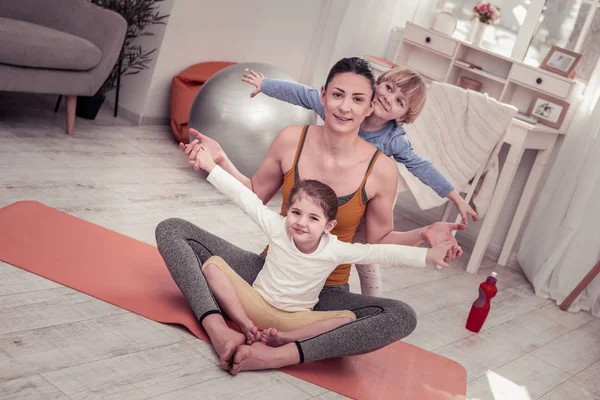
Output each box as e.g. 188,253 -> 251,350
141,0 -> 327,119
115,0 -> 430,120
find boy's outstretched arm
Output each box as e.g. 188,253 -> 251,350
242,70 -> 325,120
390,133 -> 478,224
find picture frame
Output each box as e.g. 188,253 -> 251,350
540,45 -> 582,78
527,94 -> 570,130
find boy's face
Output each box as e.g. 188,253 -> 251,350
285,196 -> 336,248
372,81 -> 409,122
320,72 -> 374,135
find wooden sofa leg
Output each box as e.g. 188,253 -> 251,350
66,95 -> 76,135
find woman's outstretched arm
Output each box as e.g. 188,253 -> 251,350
363,155 -> 465,257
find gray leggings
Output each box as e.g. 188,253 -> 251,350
155,217 -> 417,363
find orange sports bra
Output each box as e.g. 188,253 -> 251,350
276,125 -> 381,286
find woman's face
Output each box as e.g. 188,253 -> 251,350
371,80 -> 409,122
320,72 -> 374,134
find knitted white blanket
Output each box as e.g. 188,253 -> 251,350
398,81 -> 517,217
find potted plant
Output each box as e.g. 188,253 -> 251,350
76,0 -> 169,119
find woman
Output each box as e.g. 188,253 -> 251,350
156,57 -> 465,375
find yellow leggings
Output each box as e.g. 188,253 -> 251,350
201,256 -> 356,331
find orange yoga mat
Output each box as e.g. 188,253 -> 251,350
0,201 -> 466,400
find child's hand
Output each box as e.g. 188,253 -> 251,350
241,69 -> 265,98
455,197 -> 479,225
189,146 -> 216,172
187,129 -> 226,164
426,242 -> 454,269
178,138 -> 216,172
447,190 -> 478,225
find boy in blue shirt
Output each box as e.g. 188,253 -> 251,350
239,66 -> 475,296
242,67 -> 477,224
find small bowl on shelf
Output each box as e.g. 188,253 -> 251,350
458,76 -> 482,92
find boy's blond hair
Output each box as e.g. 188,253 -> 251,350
376,67 -> 426,124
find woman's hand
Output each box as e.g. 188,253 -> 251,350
182,129 -> 226,165
241,69 -> 265,98
179,141 -> 216,172
421,222 -> 466,258
426,242 -> 454,268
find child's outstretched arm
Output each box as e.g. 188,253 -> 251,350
390,133 -> 478,224
242,70 -> 326,120
184,146 -> 282,238
335,240 -> 455,269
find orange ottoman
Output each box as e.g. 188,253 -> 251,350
170,61 -> 236,143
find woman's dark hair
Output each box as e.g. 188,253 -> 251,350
287,179 -> 338,222
324,57 -> 376,100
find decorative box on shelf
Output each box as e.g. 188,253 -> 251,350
390,22 -> 583,131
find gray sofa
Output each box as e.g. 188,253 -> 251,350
0,0 -> 126,134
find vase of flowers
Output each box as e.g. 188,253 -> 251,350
470,2 -> 501,47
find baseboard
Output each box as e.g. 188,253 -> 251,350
103,99 -> 169,126
140,115 -> 170,126
394,202 -> 521,270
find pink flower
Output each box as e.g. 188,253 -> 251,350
473,2 -> 500,24
490,6 -> 500,21
478,3 -> 490,13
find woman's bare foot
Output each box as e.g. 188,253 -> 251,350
260,327 -> 291,347
213,329 -> 246,371
230,342 -> 300,375
203,316 -> 246,371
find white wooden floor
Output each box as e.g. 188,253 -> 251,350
0,93 -> 598,400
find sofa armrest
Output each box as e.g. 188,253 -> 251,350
0,0 -> 127,94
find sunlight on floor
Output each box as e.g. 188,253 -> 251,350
474,370 -> 533,400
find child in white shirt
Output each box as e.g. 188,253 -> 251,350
193,147 -> 453,347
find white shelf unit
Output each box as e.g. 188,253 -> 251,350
393,22 -> 582,130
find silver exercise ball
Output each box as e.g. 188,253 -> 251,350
189,62 -> 316,177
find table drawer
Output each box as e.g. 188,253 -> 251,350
510,64 -> 572,99
403,24 -> 457,58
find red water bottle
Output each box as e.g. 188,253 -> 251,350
466,272 -> 497,332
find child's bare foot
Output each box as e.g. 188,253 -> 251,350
230,342 -> 299,375
260,327 -> 291,347
238,320 -> 261,344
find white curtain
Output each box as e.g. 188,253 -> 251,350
301,0 -> 435,89
517,61 -> 600,318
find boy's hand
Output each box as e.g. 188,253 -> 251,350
426,242 -> 454,269
446,190 -> 478,225
454,197 -> 479,225
241,69 -> 265,98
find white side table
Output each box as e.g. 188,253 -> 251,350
466,119 -> 565,273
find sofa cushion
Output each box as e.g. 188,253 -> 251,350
0,17 -> 102,71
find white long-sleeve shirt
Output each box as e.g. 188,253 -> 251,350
207,166 -> 428,312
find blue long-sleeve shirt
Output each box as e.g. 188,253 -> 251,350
261,78 -> 454,198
